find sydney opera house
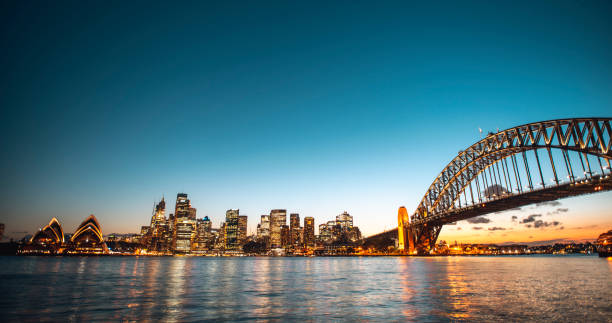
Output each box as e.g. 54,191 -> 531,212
20,215 -> 108,255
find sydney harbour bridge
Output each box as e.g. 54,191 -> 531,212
368,118 -> 612,255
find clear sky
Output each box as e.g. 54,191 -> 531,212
1,1 -> 611,242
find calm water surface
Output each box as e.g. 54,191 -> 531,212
1,255 -> 611,322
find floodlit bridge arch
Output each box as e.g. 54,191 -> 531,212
399,118 -> 612,254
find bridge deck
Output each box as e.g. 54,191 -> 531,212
413,175 -> 612,227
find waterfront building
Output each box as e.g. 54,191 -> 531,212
336,211 -> 353,229
0,223 -> 4,241
257,215 -> 270,237
319,223 -> 332,242
193,216 -> 214,251
303,217 -> 315,247
172,193 -> 196,253
270,209 -> 286,248
238,215 -> 248,246
21,215 -> 108,255
280,225 -> 290,248
68,214 -> 108,254
148,198 -> 169,252
22,218 -> 66,254
224,209 -> 240,250
175,221 -> 194,253
290,213 -> 301,246
217,222 -> 226,250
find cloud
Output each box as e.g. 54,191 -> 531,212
547,208 -> 569,215
511,216 -> 518,221
472,227 -> 483,230
467,216 -> 491,224
573,224 -> 599,230
520,214 -> 542,224
533,220 -> 561,228
535,201 -> 561,207
488,227 -> 506,231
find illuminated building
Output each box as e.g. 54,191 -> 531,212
319,223 -> 331,242
303,217 -> 315,247
317,213 -> 362,246
31,218 -> 64,245
280,225 -> 290,248
290,213 -> 301,246
173,193 -> 196,253
224,209 -> 239,250
148,198 -> 168,252
270,209 -> 286,248
217,222 -> 226,249
238,215 -> 248,246
193,216 -> 214,251
336,211 -> 353,229
257,215 -> 270,237
69,214 -> 108,254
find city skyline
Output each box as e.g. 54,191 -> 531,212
1,1 -> 611,243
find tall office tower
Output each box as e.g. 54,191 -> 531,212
174,193 -> 191,218
151,197 -> 166,228
280,225 -> 290,248
202,216 -> 212,233
303,217 -> 315,247
269,209 -> 287,248
319,223 -> 332,242
167,213 -> 175,250
218,222 -> 226,249
194,216 -> 214,251
257,215 -> 270,237
336,211 -> 353,229
149,198 -> 167,251
225,209 -> 240,250
289,213 -> 301,246
238,215 -> 248,246
173,193 -> 196,253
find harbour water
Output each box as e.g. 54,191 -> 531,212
1,255 -> 611,322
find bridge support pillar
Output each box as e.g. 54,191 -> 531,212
397,207 -> 414,254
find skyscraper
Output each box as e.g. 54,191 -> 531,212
173,193 -> 196,253
281,225 -> 290,248
225,209 -> 240,250
238,215 -> 248,246
270,209 -> 286,248
194,216 -> 214,251
303,217 -> 315,247
149,198 -> 168,252
257,215 -> 270,237
336,211 -> 353,229
289,213 -> 301,246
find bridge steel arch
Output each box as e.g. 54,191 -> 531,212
401,118 -> 612,254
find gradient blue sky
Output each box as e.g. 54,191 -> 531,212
1,1 -> 611,241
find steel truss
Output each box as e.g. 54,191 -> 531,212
406,118 -> 612,254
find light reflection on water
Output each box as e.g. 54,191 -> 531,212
0,255 -> 611,322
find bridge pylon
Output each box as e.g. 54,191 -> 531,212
397,206 -> 414,254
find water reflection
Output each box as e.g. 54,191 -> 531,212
0,256 -> 611,321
